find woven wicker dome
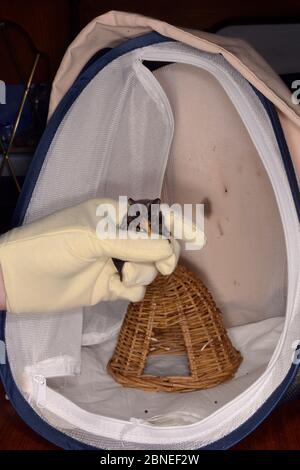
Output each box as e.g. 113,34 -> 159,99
108,265 -> 242,392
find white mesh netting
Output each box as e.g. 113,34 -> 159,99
4,42 -> 300,450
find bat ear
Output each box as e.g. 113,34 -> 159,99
128,198 -> 135,206
152,198 -> 161,205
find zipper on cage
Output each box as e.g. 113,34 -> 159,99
33,374 -> 47,408
132,46 -> 300,429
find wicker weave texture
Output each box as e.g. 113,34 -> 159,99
107,265 -> 242,392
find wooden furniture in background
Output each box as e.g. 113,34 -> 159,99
75,0 -> 300,31
0,0 -> 72,82
1,0 -> 300,85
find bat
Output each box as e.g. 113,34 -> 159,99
112,197 -> 168,281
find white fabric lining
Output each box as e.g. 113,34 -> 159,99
5,42 -> 299,449
22,317 -> 283,444
5,49 -> 174,382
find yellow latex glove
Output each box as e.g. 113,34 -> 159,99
160,204 -> 206,250
0,199 -> 179,314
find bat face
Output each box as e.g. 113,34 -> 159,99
128,198 -> 161,208
113,197 -> 168,280
124,198 -> 162,235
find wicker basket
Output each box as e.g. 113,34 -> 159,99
107,265 -> 242,392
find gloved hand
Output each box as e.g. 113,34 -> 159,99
0,199 -> 180,314
160,204 -> 206,250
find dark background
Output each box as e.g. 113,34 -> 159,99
1,0 -> 300,83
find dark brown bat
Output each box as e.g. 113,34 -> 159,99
112,197 -> 168,281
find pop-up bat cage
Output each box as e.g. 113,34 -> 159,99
0,11 -> 299,450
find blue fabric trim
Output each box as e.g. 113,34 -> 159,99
1,31 -> 173,451
202,362 -> 299,449
0,32 -> 299,450
252,88 -> 300,222
80,48 -> 112,75
12,32 -> 173,228
0,327 -> 96,449
202,91 -> 300,449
